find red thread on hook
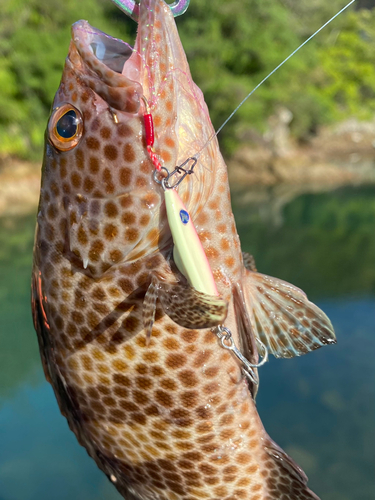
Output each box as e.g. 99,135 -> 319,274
147,146 -> 162,171
144,113 -> 154,147
143,98 -> 162,171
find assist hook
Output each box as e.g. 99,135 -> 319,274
111,0 -> 190,21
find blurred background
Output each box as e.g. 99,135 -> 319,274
0,1 -> 374,499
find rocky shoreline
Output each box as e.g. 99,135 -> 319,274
228,120 -> 375,186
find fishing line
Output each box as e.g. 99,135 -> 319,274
194,0 -> 356,160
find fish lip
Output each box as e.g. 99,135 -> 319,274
70,20 -> 143,113
71,20 -> 140,86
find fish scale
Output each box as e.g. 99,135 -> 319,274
32,1 -> 336,499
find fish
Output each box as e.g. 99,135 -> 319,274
31,0 -> 336,499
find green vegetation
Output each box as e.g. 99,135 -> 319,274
0,0 -> 374,159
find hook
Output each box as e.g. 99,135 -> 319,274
111,0 -> 190,21
215,326 -> 269,385
153,157 -> 197,190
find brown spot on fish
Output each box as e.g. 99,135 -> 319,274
104,144 -> 118,161
121,212 -> 136,225
165,353 -> 187,370
193,350 -> 212,368
88,240 -> 104,261
181,329 -> 198,344
71,172 -> 81,189
165,137 -> 175,148
178,370 -> 198,388
170,408 -> 192,427
100,127 -> 111,139
83,177 -> 94,193
86,136 -> 100,150
76,149 -> 84,170
119,167 -> 132,186
117,123 -> 132,137
163,338 -> 180,351
124,227 -> 139,243
161,150 -> 171,162
225,256 -> 235,268
136,175 -> 147,188
123,143 -> 135,163
155,390 -> 174,408
154,115 -> 162,127
89,156 -> 100,174
139,214 -> 151,226
113,374 -> 131,387
104,201 -> 118,218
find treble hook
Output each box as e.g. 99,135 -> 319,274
111,0 -> 190,21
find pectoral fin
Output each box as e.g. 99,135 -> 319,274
143,276 -> 228,332
158,281 -> 228,329
143,276 -> 158,341
243,270 -> 336,358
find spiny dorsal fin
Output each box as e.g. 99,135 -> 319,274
143,275 -> 228,332
242,251 -> 257,272
243,270 -> 336,358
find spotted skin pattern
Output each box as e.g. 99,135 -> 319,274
32,1 -> 333,499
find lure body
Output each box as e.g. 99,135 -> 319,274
165,188 -> 219,296
32,1 -> 336,499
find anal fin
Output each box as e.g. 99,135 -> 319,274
262,435 -> 320,499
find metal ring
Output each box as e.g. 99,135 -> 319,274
153,167 -> 170,186
111,0 -> 190,21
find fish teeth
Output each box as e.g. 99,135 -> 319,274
83,258 -> 88,269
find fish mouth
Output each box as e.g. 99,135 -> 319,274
70,20 -> 143,113
84,29 -> 133,74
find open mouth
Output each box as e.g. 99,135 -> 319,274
72,21 -> 137,78
88,32 -> 134,74
70,20 -> 143,113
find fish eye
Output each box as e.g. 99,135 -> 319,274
48,104 -> 83,151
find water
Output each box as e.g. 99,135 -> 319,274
0,185 -> 374,500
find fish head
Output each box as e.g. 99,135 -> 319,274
39,0 -> 218,278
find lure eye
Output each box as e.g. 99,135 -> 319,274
48,104 -> 83,151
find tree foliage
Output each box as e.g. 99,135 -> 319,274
0,0 -> 373,160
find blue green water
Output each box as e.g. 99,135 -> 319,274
0,185 -> 374,500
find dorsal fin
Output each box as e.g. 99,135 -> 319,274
242,269 -> 336,358
242,251 -> 257,272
